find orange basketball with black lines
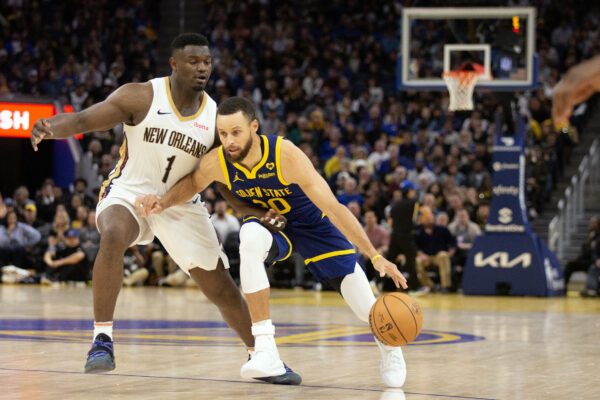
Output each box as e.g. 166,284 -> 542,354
369,293 -> 423,346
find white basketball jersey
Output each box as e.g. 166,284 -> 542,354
99,77 -> 217,200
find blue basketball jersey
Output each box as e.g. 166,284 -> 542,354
218,134 -> 323,225
219,134 -> 358,281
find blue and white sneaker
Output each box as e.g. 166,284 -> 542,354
254,363 -> 302,385
84,333 -> 115,373
242,352 -> 302,385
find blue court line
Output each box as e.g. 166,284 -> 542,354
0,367 -> 496,400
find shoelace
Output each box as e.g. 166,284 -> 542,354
383,349 -> 404,369
88,340 -> 113,358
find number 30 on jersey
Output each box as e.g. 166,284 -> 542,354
252,198 -> 291,214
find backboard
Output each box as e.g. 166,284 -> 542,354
398,7 -> 537,91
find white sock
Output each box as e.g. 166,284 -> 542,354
93,321 -> 113,340
340,263 -> 377,323
252,319 -> 279,356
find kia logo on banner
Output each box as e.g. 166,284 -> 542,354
474,252 -> 532,268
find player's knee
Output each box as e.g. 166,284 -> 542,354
99,224 -> 136,254
239,222 -> 272,261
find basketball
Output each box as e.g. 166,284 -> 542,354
369,293 -> 423,346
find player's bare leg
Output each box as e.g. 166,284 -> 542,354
189,259 -> 254,347
85,205 -> 139,373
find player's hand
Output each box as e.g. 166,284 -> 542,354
134,195 -> 164,217
552,57 -> 600,124
372,256 -> 407,289
31,118 -> 54,151
260,208 -> 287,233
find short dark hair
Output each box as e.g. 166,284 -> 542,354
170,33 -> 209,54
74,178 -> 87,187
217,96 -> 257,122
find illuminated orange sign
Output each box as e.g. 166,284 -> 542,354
0,102 -> 56,138
0,102 -> 82,139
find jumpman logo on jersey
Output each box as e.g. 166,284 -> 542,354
233,172 -> 244,183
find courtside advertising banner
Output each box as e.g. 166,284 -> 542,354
463,131 -> 564,296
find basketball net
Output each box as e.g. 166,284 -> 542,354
442,70 -> 482,111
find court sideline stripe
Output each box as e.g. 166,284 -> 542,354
0,367 -> 496,400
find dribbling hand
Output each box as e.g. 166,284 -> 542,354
372,256 -> 408,289
134,195 -> 164,217
31,118 -> 54,152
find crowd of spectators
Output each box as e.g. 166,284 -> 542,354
1,1 -> 599,293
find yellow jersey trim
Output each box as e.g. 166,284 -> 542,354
233,135 -> 269,179
242,216 -> 260,222
164,77 -> 207,122
304,249 -> 356,265
275,136 -> 290,186
274,231 -> 293,264
218,147 -> 232,190
99,135 -> 128,199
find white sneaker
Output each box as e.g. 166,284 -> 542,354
376,339 -> 407,387
241,350 -> 285,378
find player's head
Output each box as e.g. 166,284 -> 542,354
216,96 -> 259,163
169,33 -> 211,92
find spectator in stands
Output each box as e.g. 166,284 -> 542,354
72,178 -> 96,209
435,212 -> 449,227
210,199 -> 241,244
35,180 -> 59,223
23,203 -> 45,229
0,210 -> 41,268
79,210 -> 100,263
337,177 -> 364,206
581,236 -> 600,297
13,186 -> 31,221
49,208 -> 71,250
565,216 -> 599,286
415,213 -> 456,293
448,209 -> 482,290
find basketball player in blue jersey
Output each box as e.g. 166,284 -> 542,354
137,97 -> 410,387
30,34 -> 299,384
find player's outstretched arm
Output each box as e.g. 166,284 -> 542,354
135,149 -> 223,216
280,141 -> 407,289
30,82 -> 151,151
552,55 -> 600,124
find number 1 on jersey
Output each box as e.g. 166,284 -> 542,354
162,155 -> 176,183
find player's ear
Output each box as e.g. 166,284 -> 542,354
169,56 -> 177,72
250,119 -> 259,133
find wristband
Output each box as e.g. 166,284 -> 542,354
371,254 -> 383,263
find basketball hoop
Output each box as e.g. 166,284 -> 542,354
443,70 -> 483,111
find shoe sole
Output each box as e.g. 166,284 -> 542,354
255,371 -> 302,385
84,357 -> 116,373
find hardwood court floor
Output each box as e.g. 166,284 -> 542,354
1,285 -> 599,400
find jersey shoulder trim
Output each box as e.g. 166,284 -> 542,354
233,135 -> 269,179
164,77 -> 207,122
218,146 -> 232,190
275,136 -> 291,186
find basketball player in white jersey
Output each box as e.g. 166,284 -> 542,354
30,33 -> 300,384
